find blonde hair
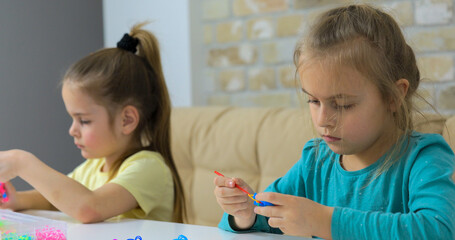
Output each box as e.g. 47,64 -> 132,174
62,23 -> 186,223
294,4 -> 421,175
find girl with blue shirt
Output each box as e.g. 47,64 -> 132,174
214,4 -> 455,239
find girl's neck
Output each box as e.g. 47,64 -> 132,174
101,143 -> 143,172
341,129 -> 397,172
340,155 -> 377,171
101,154 -> 121,172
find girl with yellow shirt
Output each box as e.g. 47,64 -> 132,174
0,23 -> 185,223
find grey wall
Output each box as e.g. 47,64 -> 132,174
0,1 -> 104,190
189,0 -> 205,106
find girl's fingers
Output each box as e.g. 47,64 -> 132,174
224,202 -> 250,212
254,205 -> 283,218
214,185 -> 248,199
232,178 -> 250,188
219,196 -> 255,215
232,177 -> 245,186
213,176 -> 236,188
216,195 -> 249,205
267,217 -> 284,229
254,192 -> 287,206
213,176 -> 227,186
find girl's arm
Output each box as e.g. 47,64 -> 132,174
330,143 -> 455,239
16,190 -> 57,210
0,182 -> 57,211
0,150 -> 138,223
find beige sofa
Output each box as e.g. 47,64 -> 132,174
171,107 -> 455,227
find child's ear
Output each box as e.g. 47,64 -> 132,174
389,78 -> 410,112
121,105 -> 139,135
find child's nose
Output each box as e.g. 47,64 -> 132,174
68,122 -> 79,137
316,106 -> 336,128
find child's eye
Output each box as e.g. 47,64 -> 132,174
307,99 -> 320,105
334,103 -> 355,110
79,119 -> 91,125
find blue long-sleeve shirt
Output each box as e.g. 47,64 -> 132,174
219,132 -> 455,239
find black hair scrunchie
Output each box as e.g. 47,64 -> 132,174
117,33 -> 139,54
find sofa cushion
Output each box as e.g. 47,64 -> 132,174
414,113 -> 447,134
443,115 -> 455,152
171,107 -> 315,226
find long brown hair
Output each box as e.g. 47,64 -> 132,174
62,22 -> 186,222
294,4 -> 421,175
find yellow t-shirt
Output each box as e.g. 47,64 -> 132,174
67,150 -> 174,221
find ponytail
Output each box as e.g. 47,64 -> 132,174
130,23 -> 187,223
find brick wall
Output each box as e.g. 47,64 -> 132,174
196,0 -> 455,115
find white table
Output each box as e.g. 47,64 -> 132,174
22,210 -> 311,240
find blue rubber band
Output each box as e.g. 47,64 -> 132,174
174,235 -> 188,240
253,193 -> 274,206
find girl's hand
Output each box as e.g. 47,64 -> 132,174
0,182 -> 19,210
0,150 -> 31,182
254,192 -> 334,239
213,176 -> 256,229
